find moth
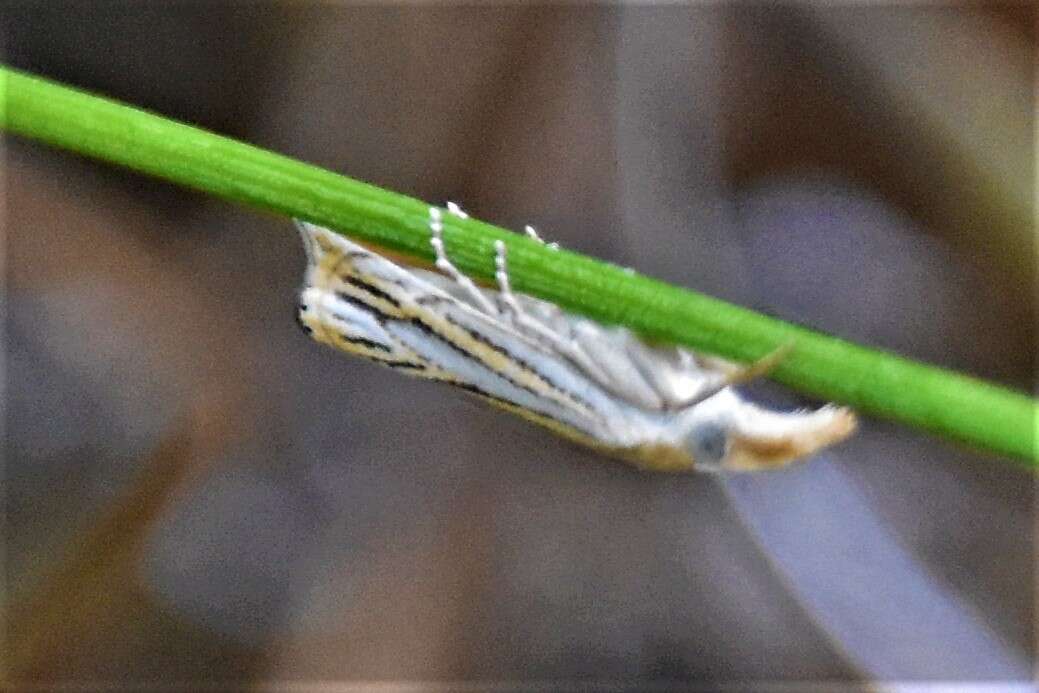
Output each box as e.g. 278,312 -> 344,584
295,205 -> 856,472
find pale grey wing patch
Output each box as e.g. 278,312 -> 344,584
513,292 -> 734,411
567,320 -> 668,409
621,340 -> 734,409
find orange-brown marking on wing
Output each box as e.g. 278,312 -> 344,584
726,408 -> 857,471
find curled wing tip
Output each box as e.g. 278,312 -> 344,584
723,404 -> 858,472
827,405 -> 859,441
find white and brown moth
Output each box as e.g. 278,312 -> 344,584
296,205 -> 856,473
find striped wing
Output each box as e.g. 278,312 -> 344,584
415,268 -> 744,411
295,222 -> 644,449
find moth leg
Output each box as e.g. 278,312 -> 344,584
672,343 -> 794,410
492,240 -> 617,386
492,239 -> 525,317
446,201 -> 469,219
524,224 -> 560,250
428,206 -> 500,315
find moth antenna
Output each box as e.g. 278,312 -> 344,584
730,342 -> 794,384
428,206 -> 498,314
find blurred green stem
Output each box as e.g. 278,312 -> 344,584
2,66 -> 1035,465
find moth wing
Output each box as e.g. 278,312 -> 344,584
509,290 -> 740,411
415,267 -> 742,411
297,223 -> 643,449
298,223 -> 856,472
297,223 -> 454,379
572,319 -> 737,409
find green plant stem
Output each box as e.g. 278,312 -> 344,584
2,66 -> 1035,465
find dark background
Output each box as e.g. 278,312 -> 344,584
3,4 -> 1035,688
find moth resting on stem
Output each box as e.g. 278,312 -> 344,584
295,204 -> 856,473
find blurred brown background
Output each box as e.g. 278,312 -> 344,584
3,3 -> 1035,688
